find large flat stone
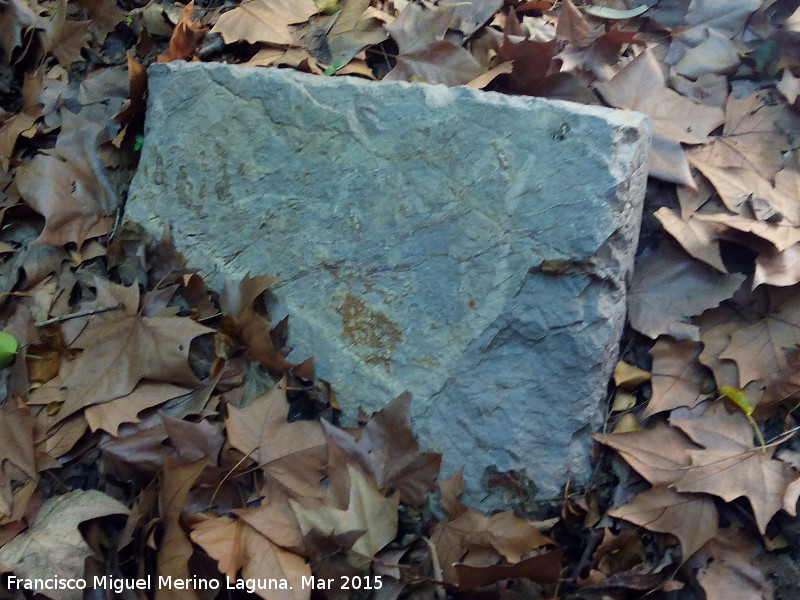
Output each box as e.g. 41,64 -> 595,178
127,62 -> 650,510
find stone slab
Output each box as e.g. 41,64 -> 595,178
127,62 -> 650,510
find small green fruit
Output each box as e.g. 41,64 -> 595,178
0,331 -> 18,369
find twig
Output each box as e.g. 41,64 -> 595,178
35,303 -> 125,327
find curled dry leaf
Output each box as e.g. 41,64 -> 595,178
0,490 -> 129,600
290,465 -> 398,561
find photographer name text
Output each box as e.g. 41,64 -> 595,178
7,575 -> 384,594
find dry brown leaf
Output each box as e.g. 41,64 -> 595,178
0,404 -> 37,517
290,465 -> 398,561
688,91 -> 789,181
157,0 -> 207,62
16,113 -> 118,246
211,0 -> 318,46
156,457 -> 206,600
0,0 -> 43,62
719,285 -> 800,387
671,403 -> 793,533
30,279 -> 210,421
644,336 -> 713,417
384,4 -> 456,54
593,423 -> 696,486
655,207 -> 727,273
225,380 -> 326,498
79,0 -> 126,40
84,382 -> 191,435
190,516 -> 243,579
38,0 -> 90,68
694,211 -> 800,253
454,549 -> 564,590
0,490 -> 128,600
609,485 -> 717,561
690,526 -> 773,600
235,499 -> 304,553
754,243 -> 800,288
325,0 -> 388,67
613,361 -> 651,390
384,40 -> 485,86
322,392 -> 441,507
238,523 -> 310,600
594,49 -> 724,186
628,240 -> 746,340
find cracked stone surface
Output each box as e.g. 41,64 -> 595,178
127,62 -> 651,510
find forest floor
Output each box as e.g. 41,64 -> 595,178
2,1 -> 800,599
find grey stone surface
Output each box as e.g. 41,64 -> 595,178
127,62 -> 650,510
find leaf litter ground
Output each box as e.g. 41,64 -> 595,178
2,0 -> 800,599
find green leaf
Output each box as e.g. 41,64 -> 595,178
0,331 -> 18,369
584,4 -> 650,19
134,135 -> 144,151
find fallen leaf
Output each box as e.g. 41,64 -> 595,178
719,285 -> 800,386
30,279 -> 211,421
671,403 -> 793,533
593,422 -> 696,486
614,361 -> 651,390
191,516 -> 310,600
644,336 -> 712,417
291,465 -> 398,560
384,40 -> 484,86
595,50 -> 724,186
384,3 -> 456,54
609,485 -> 717,561
211,0 -> 318,46
0,490 -> 129,600
690,526 -> 773,600
16,113 -> 118,246
322,392 -> 441,507
226,380 -> 326,498
156,457 -> 206,600
654,206 -> 727,273
157,0 -> 207,62
688,91 -> 789,181
84,382 -> 191,435
628,240 -> 746,340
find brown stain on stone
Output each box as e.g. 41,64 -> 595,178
339,292 -> 402,366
